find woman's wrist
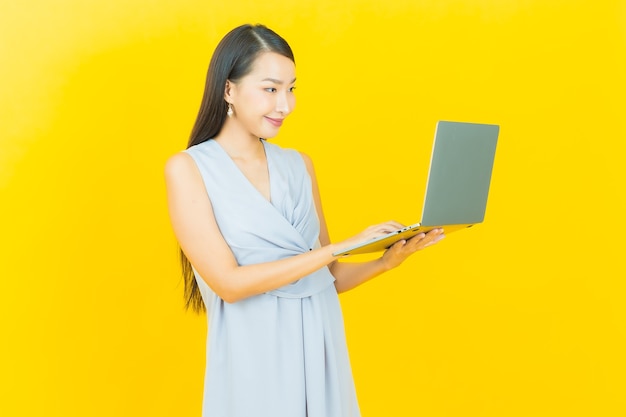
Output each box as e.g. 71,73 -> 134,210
326,243 -> 342,260
377,254 -> 394,273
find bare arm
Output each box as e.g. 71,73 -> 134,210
165,152 -> 342,303
301,152 -> 445,293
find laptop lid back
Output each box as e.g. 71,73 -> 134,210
420,121 -> 499,226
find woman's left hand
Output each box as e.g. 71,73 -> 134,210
381,228 -> 445,270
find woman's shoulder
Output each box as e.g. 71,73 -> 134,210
185,139 -> 216,156
164,151 -> 197,180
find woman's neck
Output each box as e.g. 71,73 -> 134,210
214,122 -> 264,161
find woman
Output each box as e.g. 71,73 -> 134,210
165,24 -> 444,417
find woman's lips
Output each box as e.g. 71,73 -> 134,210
265,117 -> 284,127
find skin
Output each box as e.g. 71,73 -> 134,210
165,51 -> 445,303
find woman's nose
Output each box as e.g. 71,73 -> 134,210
276,91 -> 293,114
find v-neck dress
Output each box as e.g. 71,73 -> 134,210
184,139 -> 360,417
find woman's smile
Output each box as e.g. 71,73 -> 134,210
264,116 -> 284,127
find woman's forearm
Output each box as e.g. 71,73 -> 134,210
202,244 -> 340,303
330,258 -> 390,293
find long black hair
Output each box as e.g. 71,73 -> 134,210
182,24 -> 295,312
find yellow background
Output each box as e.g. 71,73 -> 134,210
1,0 -> 625,416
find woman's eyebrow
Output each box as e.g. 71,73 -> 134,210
261,77 -> 297,84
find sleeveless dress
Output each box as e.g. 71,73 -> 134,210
184,139 -> 361,417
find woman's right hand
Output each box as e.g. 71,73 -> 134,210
333,220 -> 406,255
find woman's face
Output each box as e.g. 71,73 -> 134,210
228,52 -> 296,139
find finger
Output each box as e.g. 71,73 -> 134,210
371,225 -> 401,234
387,239 -> 407,251
419,231 -> 445,247
406,230 -> 442,247
370,221 -> 404,231
407,232 -> 427,241
382,220 -> 405,229
420,228 -> 443,240
365,224 -> 394,233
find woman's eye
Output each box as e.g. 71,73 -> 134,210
265,88 -> 277,93
289,86 -> 296,93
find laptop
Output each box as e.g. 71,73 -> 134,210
332,120 -> 499,257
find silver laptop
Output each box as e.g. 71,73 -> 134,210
333,121 -> 499,257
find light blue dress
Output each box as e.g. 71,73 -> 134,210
185,139 -> 361,417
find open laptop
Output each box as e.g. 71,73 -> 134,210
333,121 -> 499,257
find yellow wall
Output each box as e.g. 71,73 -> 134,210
1,0 -> 625,416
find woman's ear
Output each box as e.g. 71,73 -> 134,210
224,80 -> 234,103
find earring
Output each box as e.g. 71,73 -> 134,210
227,103 -> 233,117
